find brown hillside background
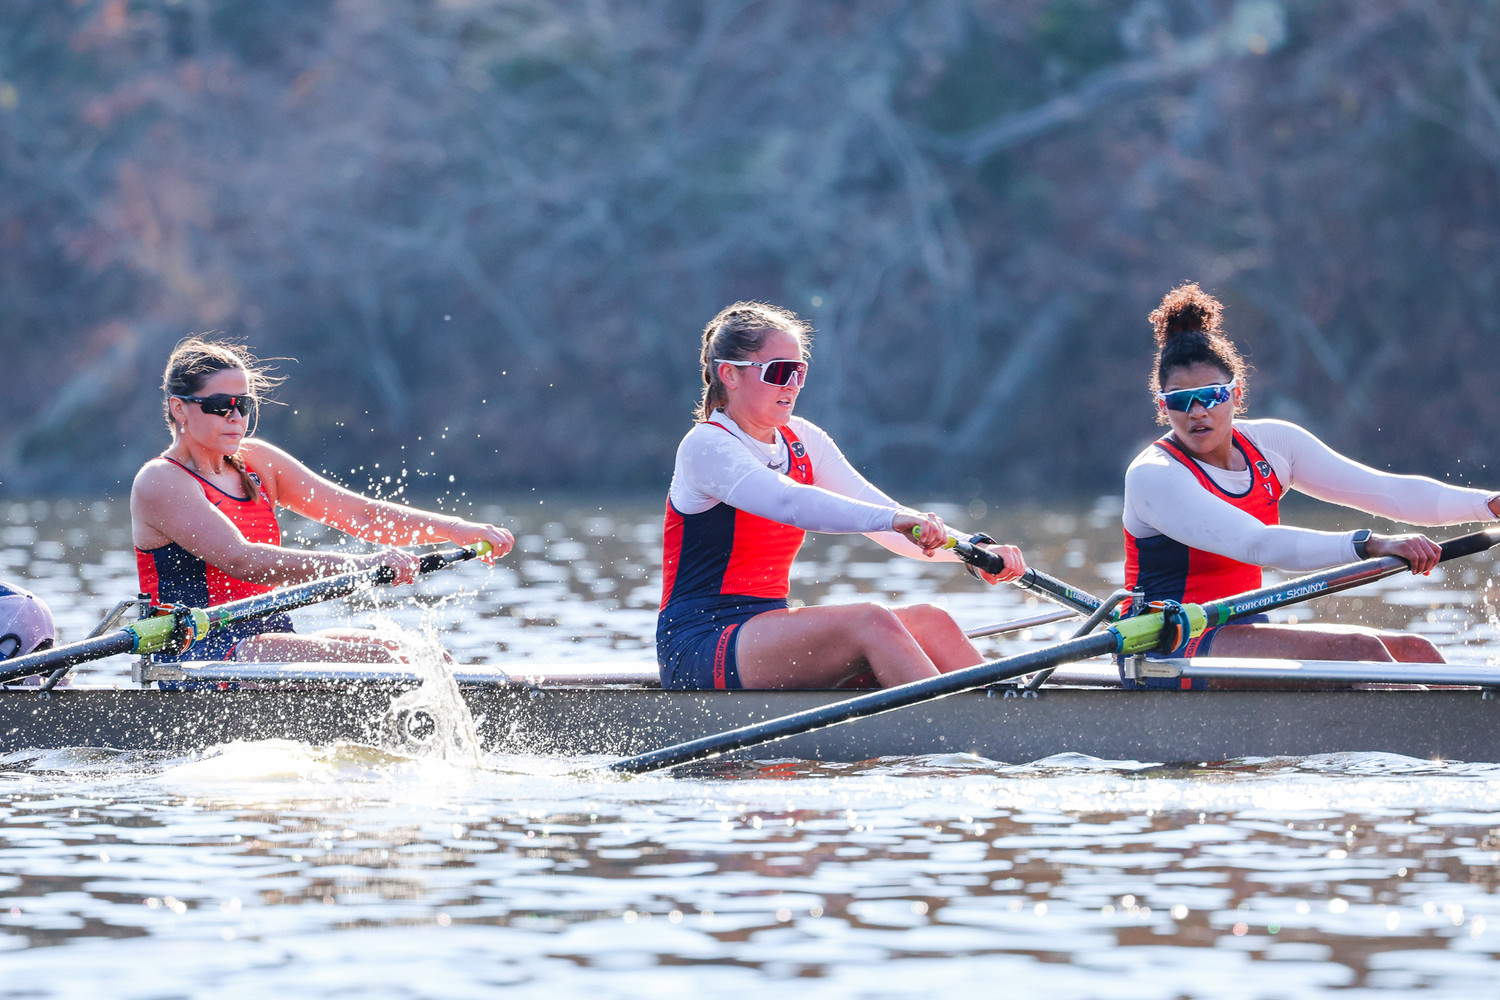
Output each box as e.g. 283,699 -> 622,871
2,1 -> 1497,505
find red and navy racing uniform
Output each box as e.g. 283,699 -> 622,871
1121,430 -> 1281,685
656,423 -> 814,689
135,458 -> 295,660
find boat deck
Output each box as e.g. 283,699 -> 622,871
3,657 -> 1500,762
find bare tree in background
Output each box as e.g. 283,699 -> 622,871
2,0 -> 1497,502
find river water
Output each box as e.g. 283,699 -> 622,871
3,496 -> 1500,997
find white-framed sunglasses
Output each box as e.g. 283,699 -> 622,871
1156,378 -> 1237,413
714,358 -> 809,387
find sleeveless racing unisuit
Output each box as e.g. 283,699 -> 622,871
135,457 -> 295,660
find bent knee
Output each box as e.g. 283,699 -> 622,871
1345,633 -> 1396,662
849,603 -> 912,642
1380,633 -> 1444,663
899,603 -> 958,630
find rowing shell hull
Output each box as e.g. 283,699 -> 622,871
4,684 -> 1500,762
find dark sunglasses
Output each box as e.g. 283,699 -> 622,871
714,357 -> 809,388
1156,379 -> 1237,413
173,393 -> 257,418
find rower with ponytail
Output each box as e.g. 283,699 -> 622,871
658,300 -> 1030,692
132,336 -> 515,663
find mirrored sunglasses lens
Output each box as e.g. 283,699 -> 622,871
206,395 -> 254,417
1164,386 -> 1228,412
763,361 -> 805,386
1162,390 -> 1194,412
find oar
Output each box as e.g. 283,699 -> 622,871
1,542 -> 492,687
1212,526 -> 1500,624
607,527 -> 1500,774
927,530 -> 1111,618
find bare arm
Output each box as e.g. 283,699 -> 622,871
130,457 -> 401,586
245,440 -> 514,559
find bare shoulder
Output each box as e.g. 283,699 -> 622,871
238,437 -> 299,473
130,456 -> 189,504
129,458 -> 204,548
238,438 -> 310,497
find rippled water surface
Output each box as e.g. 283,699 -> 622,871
4,497 -> 1500,997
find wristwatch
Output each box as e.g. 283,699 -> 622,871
1352,529 -> 1372,560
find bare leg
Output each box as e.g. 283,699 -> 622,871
1373,630 -> 1444,663
736,602 -> 956,689
1207,623 -> 1443,663
891,604 -> 986,673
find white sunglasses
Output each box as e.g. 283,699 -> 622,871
714,358 -> 808,387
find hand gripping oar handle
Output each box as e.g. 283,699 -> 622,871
924,529 -> 1109,617
0,541 -> 492,686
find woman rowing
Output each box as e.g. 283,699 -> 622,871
131,337 -> 514,662
658,301 -> 1028,691
1123,282 -> 1500,670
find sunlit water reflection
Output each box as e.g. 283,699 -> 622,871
3,496 -> 1500,996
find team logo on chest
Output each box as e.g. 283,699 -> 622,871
791,441 -> 806,458
1255,460 -> 1271,479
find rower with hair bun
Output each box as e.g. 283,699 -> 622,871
657,300 -> 1029,692
131,336 -> 515,663
1122,282 -> 1500,681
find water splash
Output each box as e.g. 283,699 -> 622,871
377,624 -> 482,766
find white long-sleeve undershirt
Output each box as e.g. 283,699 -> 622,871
668,411 -> 951,561
1123,418 -> 1499,571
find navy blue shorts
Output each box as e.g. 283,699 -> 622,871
657,596 -> 786,690
1119,613 -> 1269,690
150,612 -> 297,663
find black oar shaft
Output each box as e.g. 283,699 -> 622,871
0,632 -> 137,686
942,535 -> 1107,616
204,547 -> 479,626
1208,527 -> 1500,627
608,631 -> 1121,774
1016,568 -> 1105,615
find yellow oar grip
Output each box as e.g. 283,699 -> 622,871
127,607 -> 213,656
909,526 -> 958,550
